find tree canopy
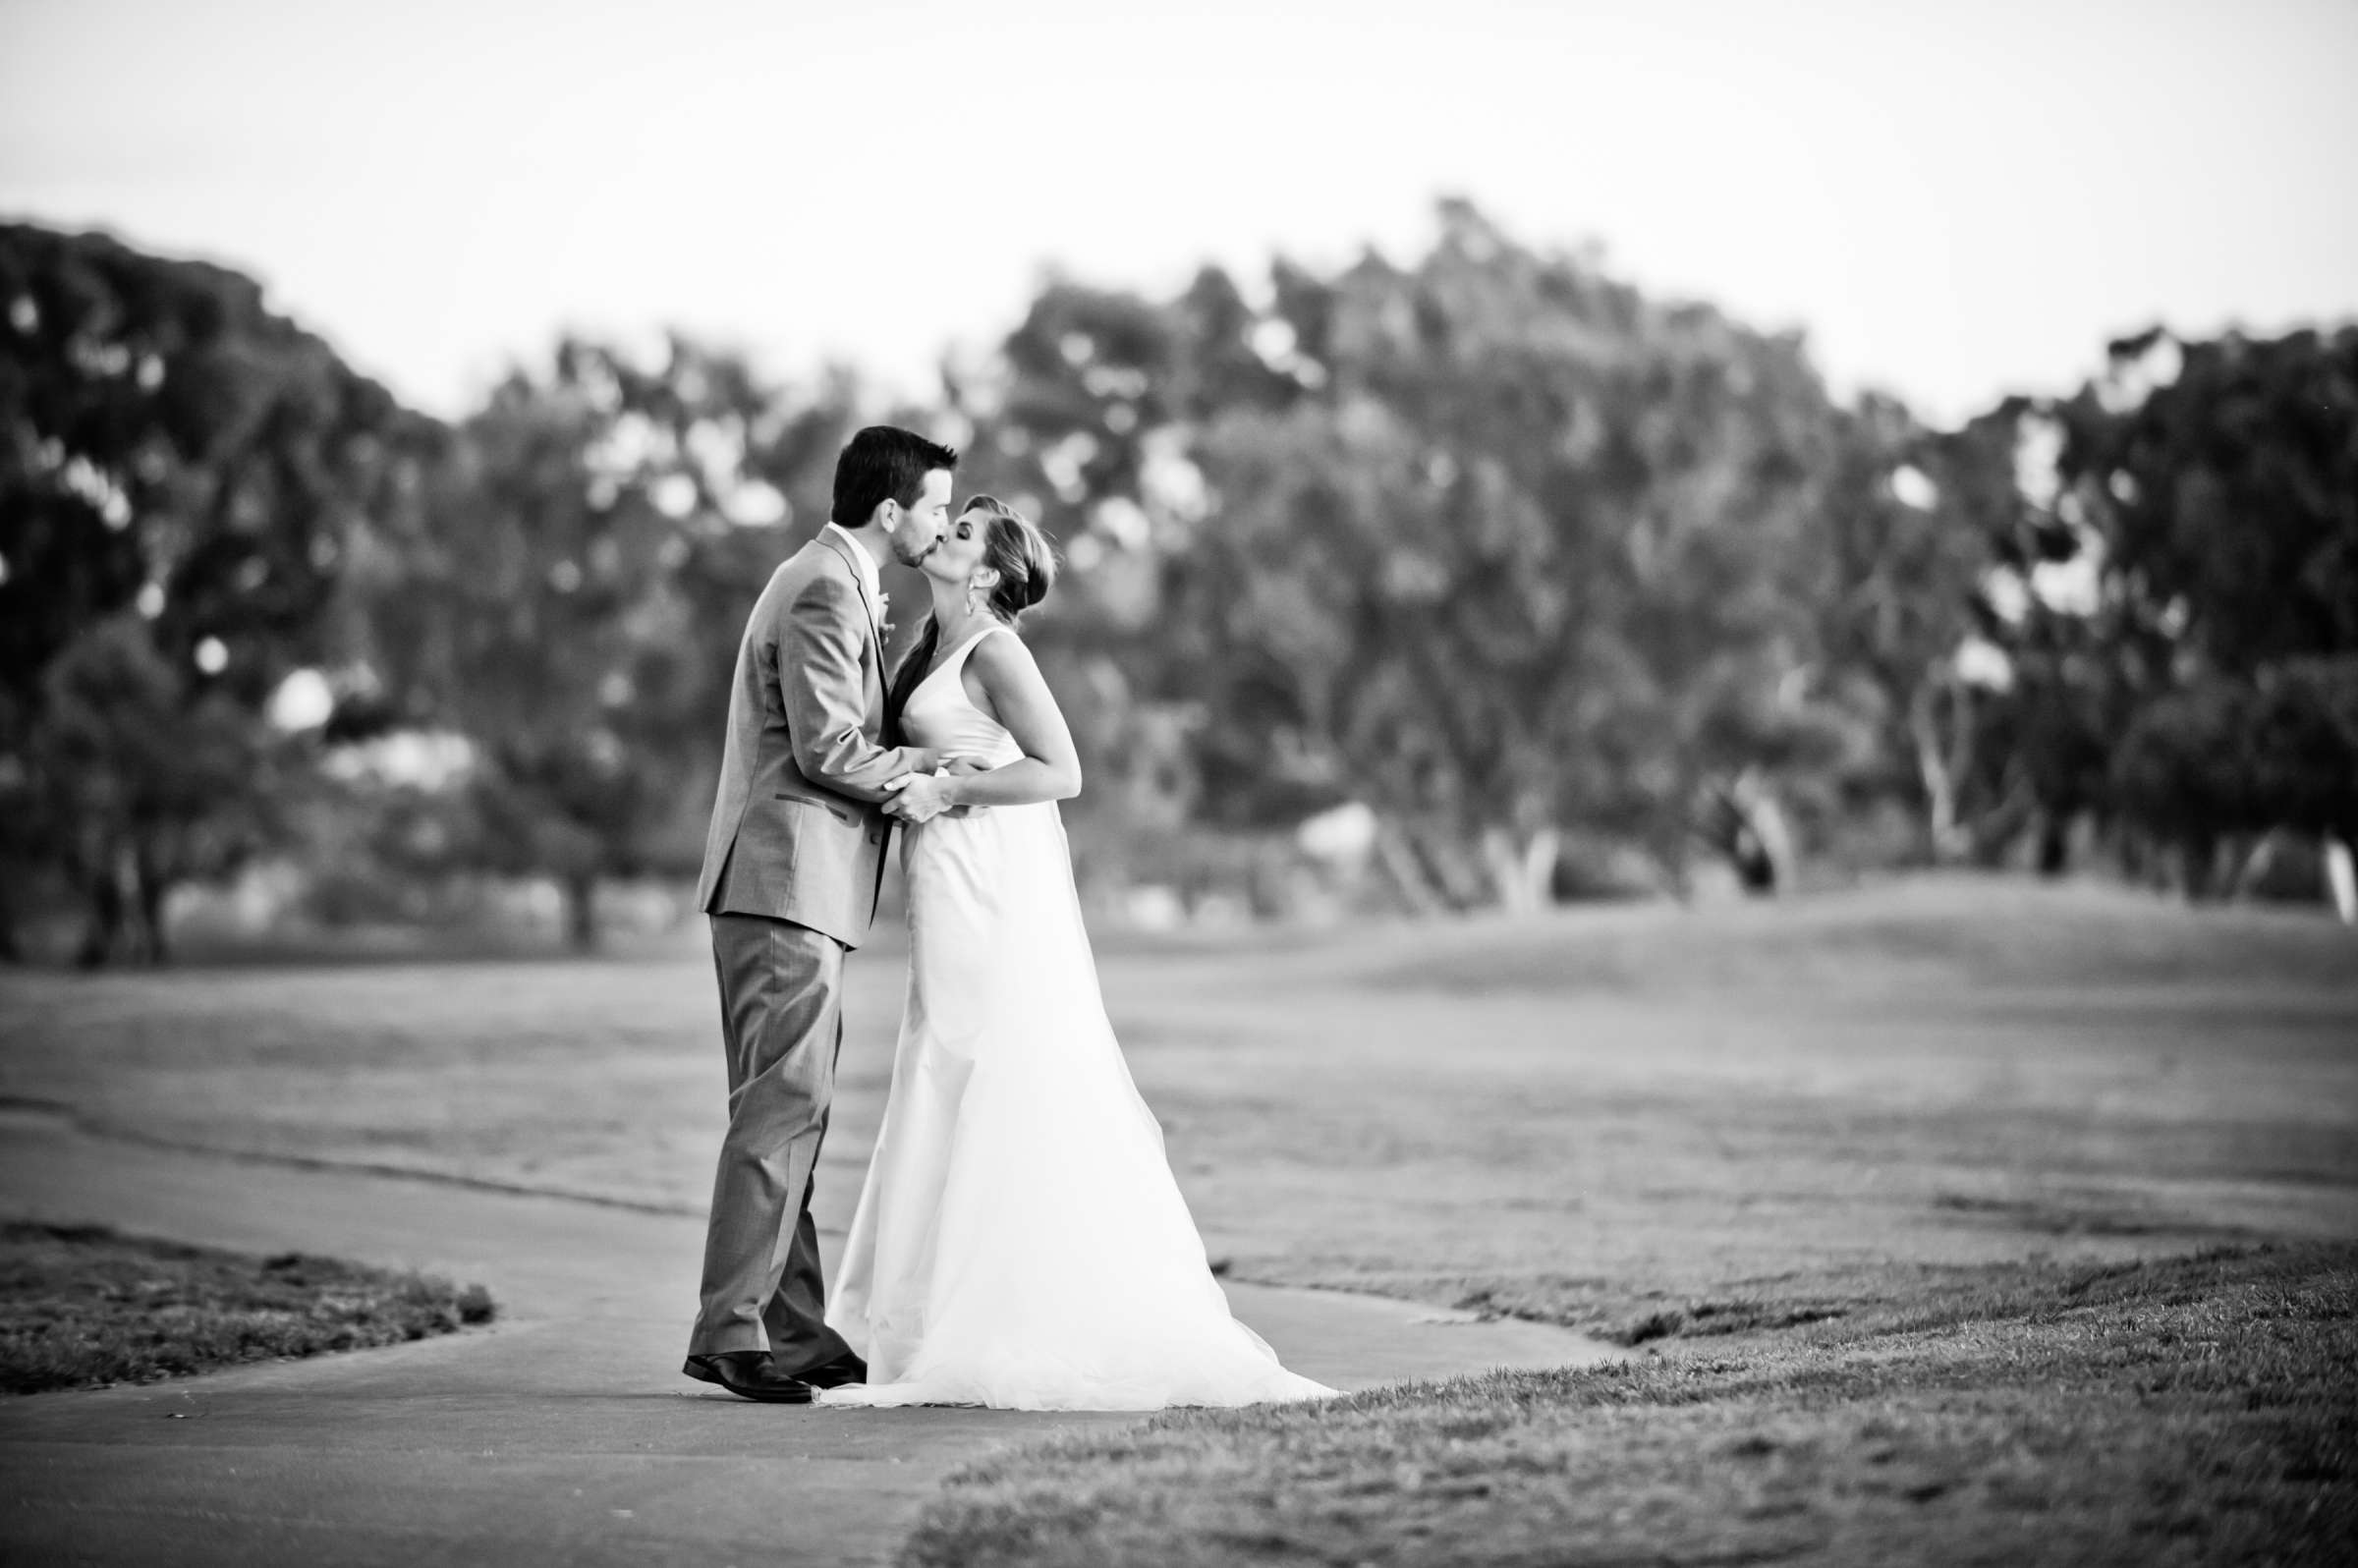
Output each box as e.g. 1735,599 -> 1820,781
7,213 -> 2352,959
1,223 -> 425,960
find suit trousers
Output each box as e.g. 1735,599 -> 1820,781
688,912 -> 859,1371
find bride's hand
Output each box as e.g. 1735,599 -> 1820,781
938,756 -> 991,817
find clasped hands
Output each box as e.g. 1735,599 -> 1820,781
881,756 -> 992,824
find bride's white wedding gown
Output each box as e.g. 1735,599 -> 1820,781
820,627 -> 1333,1411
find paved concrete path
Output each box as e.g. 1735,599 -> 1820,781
0,1112 -> 1617,1566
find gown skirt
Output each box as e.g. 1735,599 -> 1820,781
821,777 -> 1332,1411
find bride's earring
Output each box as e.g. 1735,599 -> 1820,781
967,579 -> 984,616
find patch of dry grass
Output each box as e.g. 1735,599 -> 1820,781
901,1243 -> 2358,1568
1,1221 -> 494,1394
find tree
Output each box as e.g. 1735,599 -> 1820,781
2053,327 -> 2358,897
941,274 -> 1276,894
361,334 -> 858,947
2109,672 -> 2261,894
953,204 -> 1888,911
2058,326 -> 2358,681
0,223 -> 422,961
1810,397 -> 2022,863
20,615 -> 289,962
1166,203 -> 1853,907
2248,658 -> 2358,848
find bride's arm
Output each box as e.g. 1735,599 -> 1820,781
937,631 -> 1082,808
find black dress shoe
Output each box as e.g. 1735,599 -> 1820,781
793,1351 -> 868,1389
682,1352 -> 814,1404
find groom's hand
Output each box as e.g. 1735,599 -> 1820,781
882,771 -> 959,824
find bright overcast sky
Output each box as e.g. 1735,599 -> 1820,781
4,0 -> 2354,425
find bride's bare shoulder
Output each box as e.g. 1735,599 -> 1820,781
967,624 -> 1040,681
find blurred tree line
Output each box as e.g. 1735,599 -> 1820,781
4,210 -> 2352,961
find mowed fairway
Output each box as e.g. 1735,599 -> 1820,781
1,876 -> 2348,1335
3,876 -> 2354,1562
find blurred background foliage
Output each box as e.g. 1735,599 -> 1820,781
4,206 -> 2354,962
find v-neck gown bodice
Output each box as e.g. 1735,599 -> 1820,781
894,627 -> 1029,769
820,627 -> 1332,1410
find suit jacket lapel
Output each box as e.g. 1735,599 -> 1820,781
816,531 -> 886,658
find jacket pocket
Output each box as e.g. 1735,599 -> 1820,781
775,791 -> 855,824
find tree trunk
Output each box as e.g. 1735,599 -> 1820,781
1964,773 -> 2036,868
2039,814 -> 2068,876
1403,824 -> 1486,914
563,873 -> 600,951
2325,836 -> 2357,925
2179,834 -> 2220,901
1370,823 -> 1443,917
1481,826 -> 1559,915
1750,808 -> 1793,894
1909,678 -> 1969,864
2228,829 -> 2283,901
134,856 -> 169,966
75,858 -> 123,969
1726,772 -> 1795,895
1522,826 -> 1562,908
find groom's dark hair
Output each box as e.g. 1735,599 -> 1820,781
831,425 -> 960,528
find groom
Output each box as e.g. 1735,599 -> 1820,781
684,425 -> 966,1403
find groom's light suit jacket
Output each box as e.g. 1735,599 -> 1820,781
696,531 -> 926,949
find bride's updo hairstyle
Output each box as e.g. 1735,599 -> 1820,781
964,494 -> 1058,624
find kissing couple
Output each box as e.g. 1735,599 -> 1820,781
680,424 -> 1332,1410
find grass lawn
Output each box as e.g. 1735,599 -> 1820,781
1,873 -> 2352,1553
903,1242 -> 2355,1567
0,1221 -> 494,1393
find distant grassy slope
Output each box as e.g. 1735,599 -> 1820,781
902,1242 -> 2357,1568
2,1221 -> 493,1393
1131,879 -> 2358,1338
1362,874 -> 2358,996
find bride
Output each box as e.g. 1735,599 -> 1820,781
820,495 -> 1332,1412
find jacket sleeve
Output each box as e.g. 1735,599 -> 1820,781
779,567 -> 928,801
